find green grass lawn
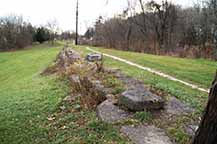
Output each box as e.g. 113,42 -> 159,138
0,43 -> 128,144
90,47 -> 217,89
0,43 -> 66,144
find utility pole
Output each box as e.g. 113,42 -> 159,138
75,0 -> 78,45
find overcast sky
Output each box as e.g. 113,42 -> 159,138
0,0 -> 194,34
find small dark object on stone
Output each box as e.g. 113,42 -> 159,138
185,124 -> 198,137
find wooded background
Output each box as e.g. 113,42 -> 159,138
0,15 -> 75,51
83,0 -> 217,60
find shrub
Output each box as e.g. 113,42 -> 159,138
34,27 -> 50,43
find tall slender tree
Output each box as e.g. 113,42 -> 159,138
75,0 -> 79,45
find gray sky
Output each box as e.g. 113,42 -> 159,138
0,0 -> 194,34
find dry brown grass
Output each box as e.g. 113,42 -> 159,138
65,61 -> 106,109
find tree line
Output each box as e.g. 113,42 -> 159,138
84,0 -> 217,60
0,15 -> 75,51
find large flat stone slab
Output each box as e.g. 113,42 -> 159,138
165,97 -> 194,116
96,100 -> 132,123
119,89 -> 164,111
121,125 -> 173,144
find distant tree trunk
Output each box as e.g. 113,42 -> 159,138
125,25 -> 132,51
192,72 -> 217,144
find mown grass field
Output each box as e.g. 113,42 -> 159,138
0,43 -> 66,144
91,47 -> 217,89
0,43 -> 128,144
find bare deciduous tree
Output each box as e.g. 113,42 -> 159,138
0,15 -> 35,51
47,19 -> 59,45
82,0 -> 217,59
